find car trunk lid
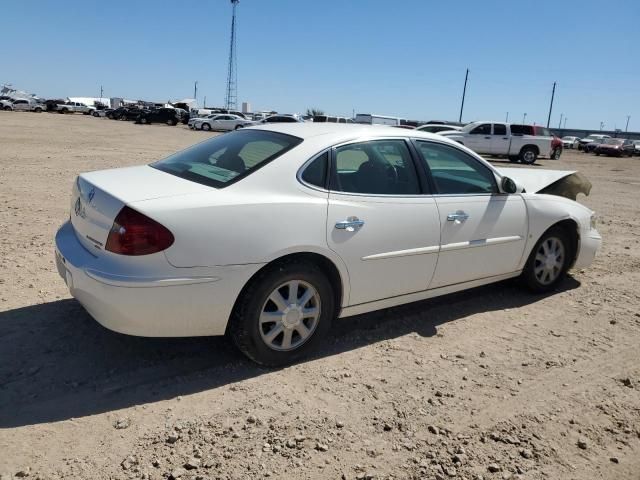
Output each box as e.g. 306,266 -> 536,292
70,165 -> 213,253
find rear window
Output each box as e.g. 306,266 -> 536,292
152,130 -> 302,188
511,124 -> 534,135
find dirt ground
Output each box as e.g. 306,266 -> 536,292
0,112 -> 639,480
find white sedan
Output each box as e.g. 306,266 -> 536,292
192,114 -> 252,131
55,124 -> 601,365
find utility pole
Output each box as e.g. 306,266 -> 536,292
194,81 -> 198,101
600,121 -> 605,131
100,85 -> 103,99
546,81 -> 556,128
626,115 -> 631,132
505,112 -> 509,122
458,68 -> 469,123
523,113 -> 527,124
558,113 -> 563,129
204,96 -> 207,108
224,0 -> 240,110
563,117 -> 567,129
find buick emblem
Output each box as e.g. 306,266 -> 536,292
74,197 -> 86,218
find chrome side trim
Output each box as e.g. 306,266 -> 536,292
440,235 -> 523,252
361,245 -> 439,261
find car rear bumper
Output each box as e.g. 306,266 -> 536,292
574,229 -> 601,270
54,221 -> 260,337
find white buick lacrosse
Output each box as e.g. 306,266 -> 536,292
55,124 -> 601,365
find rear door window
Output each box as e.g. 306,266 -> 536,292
331,140 -> 420,195
493,124 -> 507,135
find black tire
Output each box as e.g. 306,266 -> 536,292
229,261 -> 335,366
234,124 -> 244,130
3,106 -> 11,111
521,226 -> 572,293
34,108 -> 42,113
168,119 -> 177,126
201,123 -> 211,131
595,152 -> 600,156
552,148 -> 562,160
519,146 -> 538,165
60,108 -> 69,114
508,155 -> 520,163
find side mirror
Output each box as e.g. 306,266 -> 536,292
501,176 -> 518,194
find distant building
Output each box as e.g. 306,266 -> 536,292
242,102 -> 251,113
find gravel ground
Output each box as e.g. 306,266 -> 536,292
0,112 -> 639,480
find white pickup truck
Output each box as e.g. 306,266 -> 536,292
56,101 -> 96,115
439,121 -> 553,164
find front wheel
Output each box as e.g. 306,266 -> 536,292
201,123 -> 211,131
552,148 -> 562,160
229,262 -> 335,366
519,146 -> 538,165
521,227 -> 572,293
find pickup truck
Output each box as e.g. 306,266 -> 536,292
439,121 -> 553,164
1,98 -> 44,112
56,101 -> 96,115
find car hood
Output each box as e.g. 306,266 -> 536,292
495,168 -> 592,200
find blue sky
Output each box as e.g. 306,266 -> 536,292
2,0 -> 638,130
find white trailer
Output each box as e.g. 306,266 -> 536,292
354,113 -> 404,126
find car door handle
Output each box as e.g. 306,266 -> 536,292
447,211 -> 469,222
484,136 -> 491,139
335,217 -> 365,232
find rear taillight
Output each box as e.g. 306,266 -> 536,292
106,206 -> 174,255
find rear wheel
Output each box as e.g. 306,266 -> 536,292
521,227 -> 572,293
235,124 -> 244,130
229,261 -> 334,366
508,155 -> 520,163
34,107 -> 42,113
552,148 -> 562,160
519,146 -> 538,165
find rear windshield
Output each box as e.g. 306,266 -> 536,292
152,130 -> 302,188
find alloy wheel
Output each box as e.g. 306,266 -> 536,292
533,236 -> 565,285
259,280 -> 321,351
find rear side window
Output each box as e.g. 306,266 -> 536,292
152,130 -> 302,188
301,152 -> 328,188
331,140 -> 420,195
511,124 -> 534,135
493,124 -> 507,135
416,141 -> 497,195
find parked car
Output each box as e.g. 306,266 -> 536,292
1,99 -> 14,110
55,124 -> 600,365
632,140 -> 640,156
136,108 -> 180,126
584,139 -> 606,154
416,124 -> 463,134
439,122 -> 553,164
561,136 -> 580,149
578,134 -> 610,151
259,115 -> 304,124
188,114 -> 215,129
1,99 -> 44,112
175,108 -> 190,125
594,138 -> 635,157
193,114 -> 253,131
56,101 -> 96,115
92,109 -> 112,118
109,107 -> 145,121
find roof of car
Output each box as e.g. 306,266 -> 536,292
248,122 -> 444,142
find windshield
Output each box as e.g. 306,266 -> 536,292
152,130 -> 302,188
604,139 -> 623,145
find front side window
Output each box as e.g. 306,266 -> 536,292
416,141 -> 497,195
470,123 -> 491,135
331,140 -> 420,195
152,130 -> 302,188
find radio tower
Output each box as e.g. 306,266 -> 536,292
224,0 -> 239,111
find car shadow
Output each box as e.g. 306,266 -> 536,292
0,277 -> 580,428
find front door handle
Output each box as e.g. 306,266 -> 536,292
447,211 -> 469,223
335,216 -> 365,232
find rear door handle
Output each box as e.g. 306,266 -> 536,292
447,211 -> 469,223
335,216 -> 365,232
